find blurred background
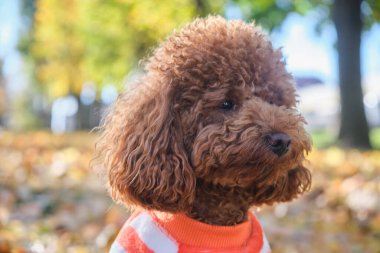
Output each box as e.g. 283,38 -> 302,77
0,0 -> 379,252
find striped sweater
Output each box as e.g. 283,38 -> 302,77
109,211 -> 271,253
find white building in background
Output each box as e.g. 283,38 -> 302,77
363,75 -> 380,127
297,76 -> 380,132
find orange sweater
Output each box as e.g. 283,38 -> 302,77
109,211 -> 271,253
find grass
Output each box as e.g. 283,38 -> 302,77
310,129 -> 336,148
370,127 -> 380,149
310,127 -> 380,149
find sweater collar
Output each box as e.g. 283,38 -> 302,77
150,211 -> 261,248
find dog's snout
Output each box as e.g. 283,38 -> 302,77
266,132 -> 291,157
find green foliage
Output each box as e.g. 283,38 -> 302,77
363,0 -> 380,28
231,0 -> 323,31
193,0 -> 226,16
28,0 -> 380,100
26,0 -> 380,100
232,0 -> 379,31
30,0 -> 223,99
32,0 -> 85,98
233,0 -> 292,30
311,128 -> 380,149
79,0 -> 198,91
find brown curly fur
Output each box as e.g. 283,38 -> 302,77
94,16 -> 311,226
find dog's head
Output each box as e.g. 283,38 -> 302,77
95,16 -> 311,213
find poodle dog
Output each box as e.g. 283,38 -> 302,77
95,16 -> 311,253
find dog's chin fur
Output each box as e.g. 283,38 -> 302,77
188,166 -> 311,225
93,16 -> 312,226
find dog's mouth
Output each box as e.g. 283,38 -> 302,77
200,158 -> 306,188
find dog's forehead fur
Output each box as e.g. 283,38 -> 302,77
147,16 -> 296,109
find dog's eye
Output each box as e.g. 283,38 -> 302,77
221,100 -> 235,111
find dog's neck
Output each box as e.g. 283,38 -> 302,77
186,180 -> 252,226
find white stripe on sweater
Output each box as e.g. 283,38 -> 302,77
260,233 -> 271,253
130,212 -> 178,253
109,241 -> 128,253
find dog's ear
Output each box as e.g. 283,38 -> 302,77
94,78 -> 195,212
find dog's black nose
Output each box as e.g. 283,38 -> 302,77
266,132 -> 291,157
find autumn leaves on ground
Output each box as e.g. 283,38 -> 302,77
0,132 -> 125,253
0,132 -> 379,253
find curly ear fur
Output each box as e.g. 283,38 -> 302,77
94,76 -> 195,212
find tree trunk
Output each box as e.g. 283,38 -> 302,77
333,0 -> 371,148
